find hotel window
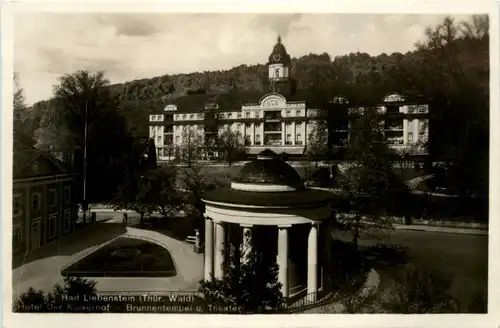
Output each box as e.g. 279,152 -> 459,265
64,186 -> 71,205
48,214 -> 57,239
63,211 -> 71,234
245,112 -> 251,118
286,111 -> 291,117
182,114 -> 186,120
296,110 -> 302,116
197,114 -> 203,119
255,113 -> 260,118
190,114 -> 194,120
157,136 -> 162,143
408,132 -> 413,142
13,225 -> 22,252
255,134 -> 261,145
175,136 -> 180,143
13,194 -> 23,217
31,192 -> 41,211
237,112 -> 242,118
49,189 -> 57,208
296,133 -> 303,145
286,134 -> 292,145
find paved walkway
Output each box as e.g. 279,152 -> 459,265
394,224 -> 487,236
12,216 -> 203,298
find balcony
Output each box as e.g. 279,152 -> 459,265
264,134 -> 282,146
264,122 -> 282,133
385,125 -> 403,131
386,138 -> 404,145
264,112 -> 282,121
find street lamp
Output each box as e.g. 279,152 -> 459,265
82,79 -> 97,224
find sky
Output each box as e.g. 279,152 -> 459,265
14,12 -> 471,105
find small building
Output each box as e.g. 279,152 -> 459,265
12,139 -> 79,254
201,154 -> 338,302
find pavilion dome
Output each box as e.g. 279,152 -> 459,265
231,155 -> 305,192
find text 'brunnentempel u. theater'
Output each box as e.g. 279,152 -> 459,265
148,36 -> 430,160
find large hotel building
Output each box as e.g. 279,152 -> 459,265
149,37 -> 429,160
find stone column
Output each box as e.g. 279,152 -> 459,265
414,119 -> 420,144
292,122 -> 296,146
260,124 -> 264,143
277,225 -> 290,298
251,123 -> 255,146
204,218 -> 214,281
303,120 -> 309,147
403,118 -> 408,145
214,221 -> 225,279
281,122 -> 286,146
240,225 -> 253,264
307,223 -> 319,301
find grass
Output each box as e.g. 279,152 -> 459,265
61,237 -> 177,277
333,229 -> 488,313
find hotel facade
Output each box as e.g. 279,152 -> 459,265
149,37 -> 430,160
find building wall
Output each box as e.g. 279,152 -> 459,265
12,177 -> 77,254
149,94 -> 430,160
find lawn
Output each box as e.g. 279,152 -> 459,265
61,237 -> 177,277
333,229 -> 488,313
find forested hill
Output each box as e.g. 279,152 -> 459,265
27,15 -> 489,145
105,34 -> 488,134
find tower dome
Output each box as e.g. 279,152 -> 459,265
268,35 -> 291,66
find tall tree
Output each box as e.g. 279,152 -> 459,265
413,15 -> 489,197
218,128 -> 246,166
180,126 -> 203,167
44,70 -> 131,202
113,171 -> 158,228
306,123 -> 328,166
339,109 -> 409,248
13,73 -> 37,145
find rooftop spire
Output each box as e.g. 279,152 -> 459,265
277,35 -> 282,43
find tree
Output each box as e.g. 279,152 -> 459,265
218,128 -> 246,166
13,73 -> 37,145
339,109 -> 410,248
113,171 -> 158,228
180,126 -> 203,167
306,123 -> 328,167
150,165 -> 183,218
180,164 -> 229,219
39,70 -> 131,203
411,15 -> 489,198
377,264 -> 459,313
199,247 -> 285,313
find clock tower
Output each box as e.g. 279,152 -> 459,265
265,35 -> 296,95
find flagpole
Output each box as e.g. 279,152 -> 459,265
82,79 -> 95,224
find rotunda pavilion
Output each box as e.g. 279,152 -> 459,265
201,154 -> 337,302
